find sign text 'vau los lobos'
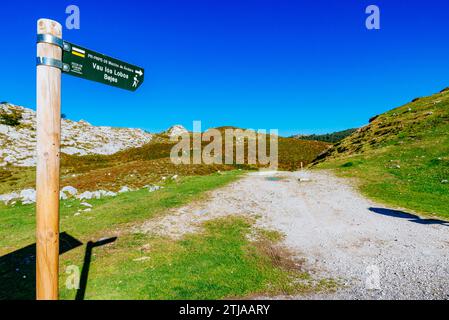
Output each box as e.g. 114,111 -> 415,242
62,41 -> 144,91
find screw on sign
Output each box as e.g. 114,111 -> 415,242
36,18 -> 144,300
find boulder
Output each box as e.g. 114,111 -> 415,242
20,189 -> 36,204
145,185 -> 163,193
100,190 -> 117,197
62,186 -> 78,197
60,191 -> 68,200
166,125 -> 188,138
119,186 -> 131,194
78,191 -> 94,200
0,192 -> 19,205
80,202 -> 93,208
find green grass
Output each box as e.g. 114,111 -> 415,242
1,171 -> 326,300
315,88 -> 449,219
59,217 -> 316,300
0,171 -> 244,254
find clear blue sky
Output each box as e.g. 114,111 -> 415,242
1,0 -> 448,136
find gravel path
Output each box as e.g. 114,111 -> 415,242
139,170 -> 449,300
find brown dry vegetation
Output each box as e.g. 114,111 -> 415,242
0,130 -> 330,194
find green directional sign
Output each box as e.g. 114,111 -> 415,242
62,41 -> 144,91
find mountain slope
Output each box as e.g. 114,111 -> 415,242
314,87 -> 449,218
0,103 -> 153,167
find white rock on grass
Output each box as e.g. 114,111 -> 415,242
78,191 -> 94,200
62,186 -> 78,197
1,185 -> 120,207
99,190 -> 117,197
20,189 -> 36,205
80,202 -> 93,208
76,189 -> 119,201
92,191 -> 102,199
60,191 -> 68,200
0,192 -> 20,205
145,185 -> 163,193
133,257 -> 151,262
119,186 -> 131,194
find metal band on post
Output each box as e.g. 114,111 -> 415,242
36,57 -> 70,72
37,34 -> 71,52
36,34 -> 71,73
36,56 -> 62,69
37,34 -> 63,49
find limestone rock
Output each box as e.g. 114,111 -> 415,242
166,125 -> 188,138
0,103 -> 153,167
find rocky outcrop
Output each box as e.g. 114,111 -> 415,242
0,103 -> 153,167
0,183 -> 164,206
166,125 -> 188,138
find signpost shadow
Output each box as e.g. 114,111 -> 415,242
0,232 -> 83,300
76,237 -> 117,301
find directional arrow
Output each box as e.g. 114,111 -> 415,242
62,41 -> 144,91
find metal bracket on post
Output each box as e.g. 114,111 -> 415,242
37,34 -> 63,49
36,57 -> 70,72
36,34 -> 71,72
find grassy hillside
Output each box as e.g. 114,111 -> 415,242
292,128 -> 357,144
0,130 -> 329,194
315,88 -> 449,218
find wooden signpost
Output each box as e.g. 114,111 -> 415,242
36,18 -> 144,300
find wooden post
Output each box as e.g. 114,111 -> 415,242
36,19 -> 62,300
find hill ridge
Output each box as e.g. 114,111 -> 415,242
314,87 -> 449,218
0,103 -> 153,167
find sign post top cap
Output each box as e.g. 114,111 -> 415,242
37,19 -> 62,38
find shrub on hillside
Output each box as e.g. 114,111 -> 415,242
369,115 -> 379,123
0,169 -> 13,181
294,129 -> 357,144
0,110 -> 22,126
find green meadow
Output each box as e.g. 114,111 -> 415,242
0,171 -> 329,300
315,88 -> 449,219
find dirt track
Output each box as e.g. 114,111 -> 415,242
139,170 -> 449,300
